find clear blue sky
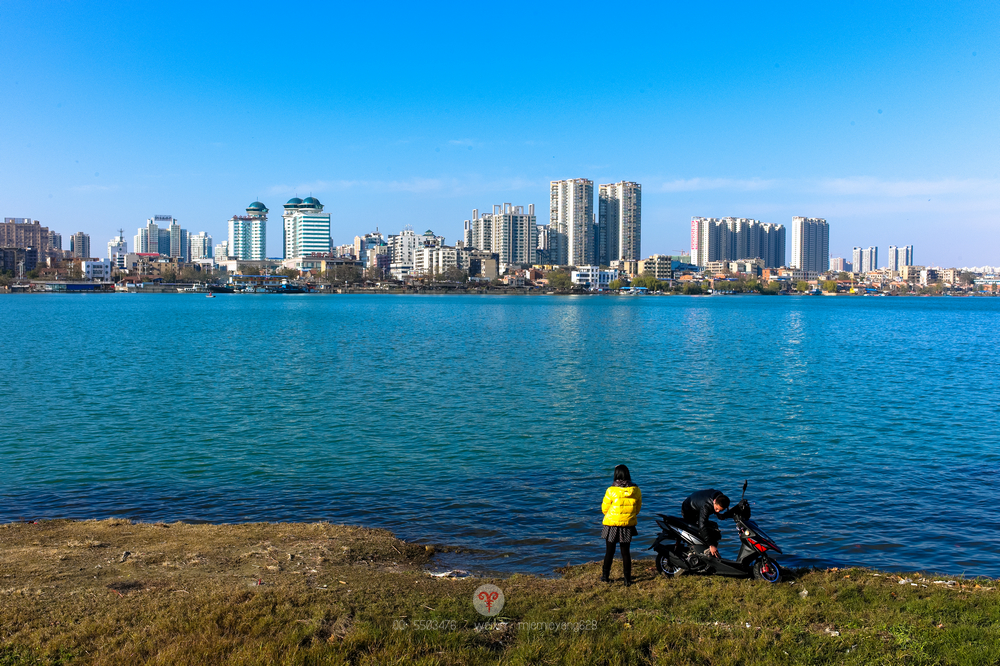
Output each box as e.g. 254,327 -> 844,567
1,1 -> 997,266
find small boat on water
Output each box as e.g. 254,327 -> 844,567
206,292 -> 215,298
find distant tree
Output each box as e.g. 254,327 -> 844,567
442,267 -> 469,283
959,271 -> 977,286
278,267 -> 300,279
241,266 -> 261,276
822,280 -> 837,293
67,262 -> 83,280
837,272 -> 851,281
682,282 -> 703,295
26,269 -> 40,279
547,270 -> 573,289
796,280 -> 810,292
161,268 -> 178,283
761,281 -> 782,295
608,279 -> 623,290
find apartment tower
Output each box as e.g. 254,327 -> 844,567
598,181 -> 641,264
550,178 -> 594,266
282,197 -> 330,259
791,217 -> 829,273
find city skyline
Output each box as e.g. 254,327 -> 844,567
0,2 -> 997,265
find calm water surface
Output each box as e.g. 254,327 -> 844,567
1,294 -> 998,576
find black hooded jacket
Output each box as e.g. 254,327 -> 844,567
681,489 -> 730,544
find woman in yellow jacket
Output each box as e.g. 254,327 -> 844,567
601,464 -> 641,586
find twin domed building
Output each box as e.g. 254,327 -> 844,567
225,198 -> 331,263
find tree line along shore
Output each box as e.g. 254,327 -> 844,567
1,519 -> 997,665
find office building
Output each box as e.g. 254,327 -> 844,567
887,245 -> 914,271
598,181 -> 641,264
228,202 -> 268,261
70,232 -> 91,259
550,178 -> 594,266
791,217 -> 829,273
188,232 -> 213,261
463,203 -> 538,269
852,246 -> 878,273
1,219 -> 50,250
282,198 -> 330,259
690,217 -> 786,268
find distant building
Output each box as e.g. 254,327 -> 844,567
168,220 -> 188,261
463,204 -> 538,270
0,247 -> 40,274
887,245 -> 914,271
353,231 -> 387,268
188,232 -> 213,261
638,254 -> 673,281
107,232 -> 128,268
852,246 -> 878,273
691,217 -> 785,268
48,231 -> 62,251
413,245 -> 464,276
1,219 -> 51,251
571,265 -> 620,290
134,215 -> 176,255
82,258 -> 114,281
70,232 -> 91,259
830,257 -> 851,272
791,217 -> 829,273
599,181 -> 641,264
228,202 -> 268,261
282,197 -> 330,260
550,178 -> 594,266
214,241 -> 230,261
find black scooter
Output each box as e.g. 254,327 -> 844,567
648,481 -> 783,583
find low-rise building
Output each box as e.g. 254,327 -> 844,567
83,258 -> 114,281
571,265 -> 620,290
638,254 -> 673,280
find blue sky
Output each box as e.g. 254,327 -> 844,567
1,0 -> 997,266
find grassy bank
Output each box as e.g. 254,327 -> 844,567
1,520 -> 997,665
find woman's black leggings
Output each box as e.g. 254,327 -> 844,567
602,540 -> 631,580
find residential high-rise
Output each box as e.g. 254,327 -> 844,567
389,227 -> 420,266
550,178 -> 594,266
188,232 -> 213,261
70,232 -> 91,259
598,182 -> 641,264
228,202 -> 268,261
1,218 -> 50,250
48,231 -> 62,251
134,215 -> 175,255
463,203 -> 538,268
281,198 -> 330,259
852,246 -> 878,273
791,217 -> 829,273
887,245 -> 914,271
168,221 -> 188,261
214,241 -> 230,261
690,217 -> 786,268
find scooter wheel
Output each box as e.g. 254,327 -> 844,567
752,558 -> 781,583
655,553 -> 684,578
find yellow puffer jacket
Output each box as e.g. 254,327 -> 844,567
602,485 -> 642,526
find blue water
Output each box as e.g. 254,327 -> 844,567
1,293 -> 998,576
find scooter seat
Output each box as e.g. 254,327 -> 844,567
659,515 -> 707,544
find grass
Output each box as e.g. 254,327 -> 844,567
1,520 -> 998,665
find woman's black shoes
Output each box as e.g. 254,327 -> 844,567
600,576 -> 610,583
623,578 -> 634,587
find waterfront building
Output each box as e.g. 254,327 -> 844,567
598,181 -> 641,264
638,255 -> 674,281
353,231 -> 387,268
852,246 -> 878,273
82,258 -> 113,281
463,204 -> 538,270
70,232 -> 91,259
48,231 -> 62,251
214,241 -> 229,261
0,247 -> 39,274
107,232 -> 128,268
168,221 -> 188,261
188,232 -> 213,261
227,202 -> 267,261
388,227 -> 419,277
887,245 -> 914,271
282,198 -> 330,260
690,217 -> 786,268
134,215 -> 175,255
1,219 -> 51,251
791,217 -> 829,273
413,245 -> 462,276
571,265 -> 620,290
830,257 -> 851,272
550,178 -> 594,266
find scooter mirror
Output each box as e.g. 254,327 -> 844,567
742,480 -> 748,498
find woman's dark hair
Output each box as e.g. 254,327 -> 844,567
613,464 -> 632,484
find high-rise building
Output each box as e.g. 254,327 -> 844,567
214,241 -> 230,261
107,232 -> 127,266
228,202 -> 268,261
830,257 -> 851,272
168,221 -> 188,261
389,227 -> 420,268
690,217 -> 786,268
188,232 -> 213,261
463,204 -> 538,268
1,218 -> 50,250
598,182 -> 641,264
887,245 -> 914,271
550,178 -> 594,266
791,217 -> 829,274
134,215 -> 175,255
354,231 -> 388,268
852,246 -> 878,273
48,231 -> 62,251
70,232 -> 91,259
282,198 -> 330,259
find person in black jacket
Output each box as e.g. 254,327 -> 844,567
681,489 -> 731,558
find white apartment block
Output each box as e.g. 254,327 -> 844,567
571,265 -> 620,290
691,217 -> 786,268
791,217 -> 829,273
82,258 -> 113,281
282,197 -> 330,260
550,178 -> 594,266
599,182 -> 641,264
188,232 -> 213,261
852,246 -> 878,273
228,202 -> 268,261
463,203 -> 538,270
413,245 -> 466,275
389,228 -> 420,265
887,245 -> 914,271
107,234 -> 127,267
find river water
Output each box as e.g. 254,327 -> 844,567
1,293 -> 998,576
